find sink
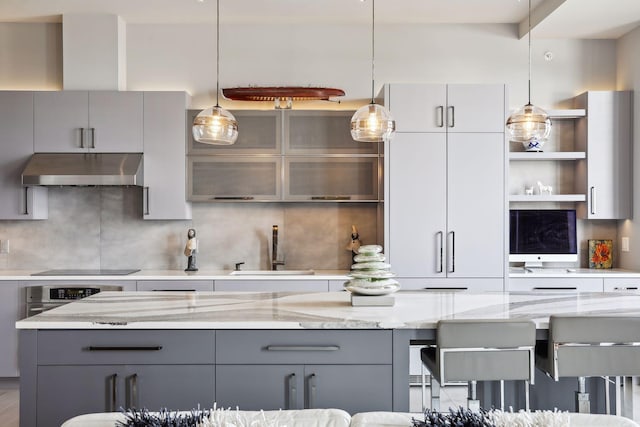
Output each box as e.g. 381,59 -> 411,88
229,270 -> 315,276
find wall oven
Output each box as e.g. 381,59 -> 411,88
25,284 -> 123,317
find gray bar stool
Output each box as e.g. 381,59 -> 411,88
536,315 -> 640,416
420,319 -> 536,412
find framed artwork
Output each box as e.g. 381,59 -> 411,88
588,239 -> 613,269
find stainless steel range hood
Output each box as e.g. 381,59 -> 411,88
22,153 -> 143,186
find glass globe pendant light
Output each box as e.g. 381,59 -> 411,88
506,0 -> 551,145
351,0 -> 396,143
192,0 -> 238,145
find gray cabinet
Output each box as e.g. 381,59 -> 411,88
34,91 -> 144,153
384,84 -> 506,285
575,91 -> 633,219
29,330 -> 216,427
215,330 -> 392,414
214,280 -> 328,292
187,110 -> 380,202
0,91 -> 48,219
142,92 -> 192,220
0,281 -> 28,376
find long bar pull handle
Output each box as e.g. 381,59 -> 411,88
128,374 -> 138,409
436,231 -> 444,273
288,373 -> 297,410
424,287 -> 468,291
533,287 -> 578,291
266,345 -> 339,352
437,106 -> 444,127
88,346 -> 163,351
447,106 -> 455,128
90,128 -> 96,149
80,128 -> 85,148
212,196 -> 255,200
590,186 -> 596,215
614,287 -> 639,291
109,374 -> 117,412
144,187 -> 150,215
23,187 -> 29,215
448,231 -> 455,273
308,373 -> 317,409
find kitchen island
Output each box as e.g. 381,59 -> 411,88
17,290 -> 640,427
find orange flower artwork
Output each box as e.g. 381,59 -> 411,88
589,239 -> 613,269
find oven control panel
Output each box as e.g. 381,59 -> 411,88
49,287 -> 102,300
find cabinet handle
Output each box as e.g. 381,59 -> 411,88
266,345 -> 339,352
212,196 -> 255,200
448,231 -> 455,273
128,374 -> 138,409
423,287 -> 468,291
288,373 -> 297,410
447,106 -> 455,128
308,373 -> 317,409
614,287 -> 638,291
23,187 -> 29,215
90,128 -> 96,149
310,196 -> 351,200
80,128 -> 85,148
144,187 -> 150,215
436,231 -> 444,273
590,186 -> 596,215
109,373 -> 118,412
437,106 -> 444,127
87,346 -> 163,351
533,287 -> 578,291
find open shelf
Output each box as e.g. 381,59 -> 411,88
509,151 -> 586,161
547,109 -> 586,119
509,194 -> 586,202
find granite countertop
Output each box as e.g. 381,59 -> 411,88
16,290 -> 640,330
0,270 -> 350,281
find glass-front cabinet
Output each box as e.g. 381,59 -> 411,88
186,110 -> 381,202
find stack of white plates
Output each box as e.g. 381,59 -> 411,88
344,245 -> 400,296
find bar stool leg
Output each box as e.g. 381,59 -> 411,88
468,380 -> 480,412
525,380 -> 530,411
576,376 -> 591,413
604,376 -> 611,415
431,377 -> 441,412
421,362 -> 426,412
500,380 -> 505,411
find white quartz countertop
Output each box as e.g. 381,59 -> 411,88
509,268 -> 640,277
0,270 -> 350,281
16,290 -> 640,330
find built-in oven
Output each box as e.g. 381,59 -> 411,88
25,284 -> 123,317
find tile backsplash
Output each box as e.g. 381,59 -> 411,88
0,187 -> 379,271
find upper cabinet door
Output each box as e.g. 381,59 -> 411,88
446,84 -> 505,133
34,91 -> 143,153
88,91 -> 144,152
34,91 -> 89,152
385,84 -> 447,133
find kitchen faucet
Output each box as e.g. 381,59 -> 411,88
271,225 -> 285,271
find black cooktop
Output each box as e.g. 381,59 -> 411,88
31,269 -> 140,276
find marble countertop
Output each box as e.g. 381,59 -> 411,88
16,290 -> 640,330
0,270 -> 350,281
509,268 -> 640,278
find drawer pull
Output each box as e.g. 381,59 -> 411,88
87,346 -> 163,351
266,345 -> 340,352
533,287 -> 577,291
423,287 -> 468,291
614,287 -> 638,291
310,196 -> 351,201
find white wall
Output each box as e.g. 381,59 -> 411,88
616,26 -> 640,270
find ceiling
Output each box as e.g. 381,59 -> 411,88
0,0 -> 639,39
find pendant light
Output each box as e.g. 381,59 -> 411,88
192,0 -> 238,145
506,0 -> 551,145
350,0 -> 396,143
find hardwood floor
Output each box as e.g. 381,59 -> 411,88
0,379 -> 19,427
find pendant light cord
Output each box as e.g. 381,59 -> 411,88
370,0 -> 376,104
215,0 -> 221,108
527,0 -> 532,105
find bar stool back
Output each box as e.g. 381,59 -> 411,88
421,319 -> 536,412
536,315 -> 640,415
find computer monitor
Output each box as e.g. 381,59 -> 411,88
509,209 -> 578,268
